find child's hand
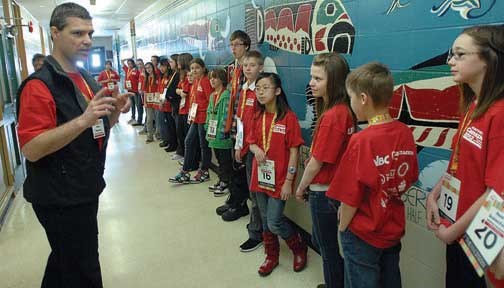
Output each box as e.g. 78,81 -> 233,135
434,224 -> 457,244
490,249 -> 504,279
304,156 -> 311,167
281,181 -> 292,201
295,185 -> 307,203
234,149 -> 242,163
254,148 -> 266,164
426,180 -> 442,230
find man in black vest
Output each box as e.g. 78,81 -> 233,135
16,3 -> 130,288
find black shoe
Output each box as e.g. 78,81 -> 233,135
216,203 -> 231,216
240,238 -> 263,252
159,141 -> 169,148
164,145 -> 177,152
221,204 -> 249,222
132,122 -> 143,126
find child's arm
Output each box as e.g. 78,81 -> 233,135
435,190 -> 488,244
249,144 -> 266,164
281,146 -> 299,201
339,203 -> 358,231
426,177 -> 443,230
295,156 -> 322,202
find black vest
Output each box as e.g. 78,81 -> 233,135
16,56 -> 111,206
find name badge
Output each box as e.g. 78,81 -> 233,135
180,97 -> 186,109
138,82 -> 142,91
258,160 -> 275,191
188,103 -> 198,123
126,80 -> 132,89
207,120 -> 218,139
145,93 -> 155,104
107,82 -> 115,90
154,92 -> 161,103
246,98 -> 254,106
235,119 -> 244,149
92,119 -> 106,139
438,172 -> 461,223
460,189 -> 504,277
160,88 -> 168,101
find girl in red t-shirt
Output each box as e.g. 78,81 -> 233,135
426,25 -> 504,287
247,72 -> 306,276
122,59 -> 141,125
157,58 -> 179,150
142,62 -> 158,143
97,61 -> 120,96
295,53 -> 353,287
169,58 -> 213,184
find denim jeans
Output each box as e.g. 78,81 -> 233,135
246,152 -> 262,241
175,114 -> 189,156
133,92 -> 144,124
309,191 -> 344,288
340,229 -> 402,288
183,123 -> 211,171
145,107 -> 155,139
159,111 -> 177,147
255,192 -> 294,239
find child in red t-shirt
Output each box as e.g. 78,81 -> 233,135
97,61 -> 120,96
122,58 -> 141,125
295,52 -> 354,288
425,25 -> 504,287
247,72 -> 306,277
326,62 -> 419,288
142,62 -> 158,143
173,53 -> 194,161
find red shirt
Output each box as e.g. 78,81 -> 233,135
193,76 -> 213,124
143,76 -> 158,109
327,120 -> 419,248
311,104 -> 354,185
97,70 -> 120,95
158,74 -> 172,112
236,82 -> 258,157
122,66 -> 139,92
178,77 -> 191,115
248,110 -> 304,198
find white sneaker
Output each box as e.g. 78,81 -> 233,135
127,119 -> 135,124
171,154 -> 183,160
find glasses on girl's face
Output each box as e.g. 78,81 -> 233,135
256,86 -> 275,93
446,48 -> 480,63
229,43 -> 245,48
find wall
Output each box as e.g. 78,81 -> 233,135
116,1 -> 503,287
19,5 -> 44,75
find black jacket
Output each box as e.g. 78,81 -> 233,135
16,56 -> 111,207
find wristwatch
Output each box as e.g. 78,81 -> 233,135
288,166 -> 297,174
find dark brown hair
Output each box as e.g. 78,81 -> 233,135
256,72 -> 291,121
345,62 -> 394,108
144,62 -> 157,89
209,69 -> 228,87
230,30 -> 251,51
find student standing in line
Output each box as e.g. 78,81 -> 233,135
173,53 -> 194,160
295,52 -> 354,288
163,54 -> 181,152
97,60 -> 120,96
425,25 -> 504,288
206,69 -> 233,197
136,59 -> 147,130
122,58 -> 140,125
158,58 -> 178,150
143,62 -> 159,143
248,72 -> 307,277
170,58 -> 213,183
327,62 -> 419,288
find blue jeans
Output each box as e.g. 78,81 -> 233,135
340,229 -> 402,288
183,123 -> 211,171
130,92 -> 143,124
255,192 -> 294,239
309,191 -> 344,288
246,152 -> 263,241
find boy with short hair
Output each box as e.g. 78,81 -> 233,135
327,62 -> 419,288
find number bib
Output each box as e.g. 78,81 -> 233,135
258,160 -> 275,191
160,88 -> 167,101
438,173 -> 460,223
180,97 -> 186,109
146,93 -> 155,104
460,189 -> 504,277
188,103 -> 198,123
235,118 -> 244,149
92,119 -> 106,139
154,92 -> 161,103
207,120 -> 218,139
107,82 -> 115,90
125,80 -> 132,89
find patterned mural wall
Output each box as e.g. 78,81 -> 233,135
117,0 -> 503,229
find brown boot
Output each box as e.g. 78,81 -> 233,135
285,233 -> 307,272
258,231 -> 279,276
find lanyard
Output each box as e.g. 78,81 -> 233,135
147,76 -> 154,92
79,74 -> 94,102
106,70 -> 111,80
231,64 -> 241,98
450,104 -> 475,174
212,89 -> 225,113
126,68 -> 134,80
262,112 -> 277,153
369,113 -> 391,124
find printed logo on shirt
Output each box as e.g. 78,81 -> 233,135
273,124 -> 286,134
246,98 -> 255,106
379,169 -> 396,184
374,155 -> 390,167
391,150 -> 415,160
463,126 -> 483,149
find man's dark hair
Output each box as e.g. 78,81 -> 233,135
32,53 -> 45,65
50,2 -> 92,30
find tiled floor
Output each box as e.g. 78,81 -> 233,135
0,116 -> 324,288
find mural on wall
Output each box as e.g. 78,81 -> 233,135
386,0 -> 411,15
251,0 -> 355,55
431,0 -> 496,19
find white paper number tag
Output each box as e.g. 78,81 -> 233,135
160,88 -> 167,101
146,93 -> 155,104
154,92 -> 161,103
207,120 -> 218,139
107,82 -> 115,90
92,119 -> 106,139
188,103 -> 198,123
258,160 -> 275,191
235,118 -> 244,149
180,97 -> 186,108
438,172 -> 461,223
125,80 -> 132,89
460,189 -> 504,277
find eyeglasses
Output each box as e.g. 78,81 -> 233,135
256,86 -> 275,93
229,43 -> 245,48
446,48 -> 479,63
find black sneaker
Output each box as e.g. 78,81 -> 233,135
213,183 -> 229,197
239,238 -> 263,252
208,180 -> 221,191
221,204 -> 249,222
216,203 -> 231,216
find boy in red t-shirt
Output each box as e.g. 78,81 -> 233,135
326,62 -> 419,288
